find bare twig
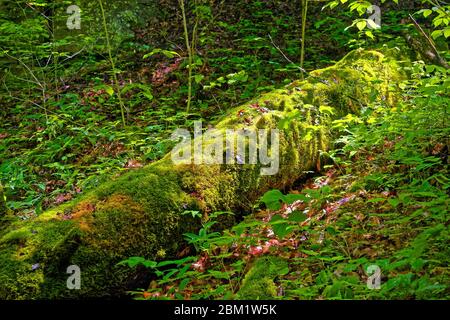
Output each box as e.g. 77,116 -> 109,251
268,34 -> 307,74
0,49 -> 44,89
409,14 -> 449,69
61,47 -> 87,64
268,34 -> 328,83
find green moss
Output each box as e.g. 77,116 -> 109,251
0,228 -> 32,244
0,217 -> 79,299
237,256 -> 288,299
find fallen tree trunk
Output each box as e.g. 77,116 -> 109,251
0,48 -> 409,299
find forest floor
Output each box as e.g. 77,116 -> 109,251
1,1 -> 448,300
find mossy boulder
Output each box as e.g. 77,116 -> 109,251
0,48 -> 409,299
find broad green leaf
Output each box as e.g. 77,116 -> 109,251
444,28 -> 450,38
319,105 -> 335,114
179,278 -> 190,290
431,30 -> 443,39
194,74 -> 205,83
423,9 -> 433,18
143,49 -> 180,59
287,210 -> 307,223
356,20 -> 367,31
260,189 -> 285,210
285,193 -> 309,204
117,256 -> 147,267
105,85 -> 114,96
270,215 -> 290,238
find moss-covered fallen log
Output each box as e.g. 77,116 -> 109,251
0,48 -> 409,299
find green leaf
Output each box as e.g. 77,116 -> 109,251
143,92 -> 153,100
356,20 -> 367,31
426,65 -> 436,73
105,85 -> 114,96
365,30 -> 375,39
270,215 -> 289,239
329,1 -> 339,10
319,105 -> 335,114
433,18 -> 443,27
278,267 -> 290,276
157,257 -> 196,268
143,49 -> 180,59
182,210 -> 202,218
179,278 -> 190,290
142,260 -> 158,268
260,189 -> 285,210
117,256 -> 146,267
284,193 -> 309,204
423,9 -> 433,18
431,29 -> 443,39
388,198 -> 400,207
444,28 -> 450,38
208,270 -> 232,279
287,210 -> 307,222
411,259 -> 425,271
301,249 -> 319,256
194,56 -> 203,66
194,74 -> 204,83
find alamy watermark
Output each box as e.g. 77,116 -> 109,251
66,265 -> 81,290
366,264 -> 381,290
367,5 -> 381,30
67,5 -> 81,30
170,121 -> 280,176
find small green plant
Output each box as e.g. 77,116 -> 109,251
98,0 -> 127,127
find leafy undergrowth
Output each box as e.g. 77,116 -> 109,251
120,62 -> 449,300
1,1 -> 357,216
